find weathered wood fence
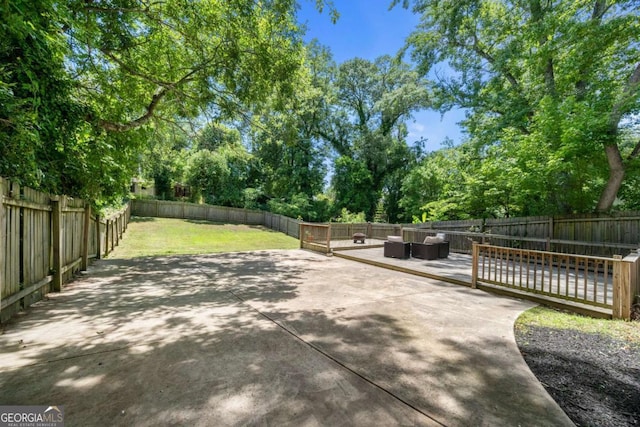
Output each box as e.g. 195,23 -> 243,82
412,213 -> 640,257
1,178 -> 131,322
131,199 -> 301,238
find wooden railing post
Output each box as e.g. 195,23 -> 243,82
299,223 -> 304,248
471,242 -> 479,289
51,196 -> 62,292
81,203 -> 91,271
613,255 -> 632,320
625,250 -> 640,311
327,223 -> 332,253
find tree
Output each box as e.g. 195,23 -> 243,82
321,55 -> 430,219
400,145 -> 474,221
1,0 -> 95,197
65,0 -> 308,132
398,0 -> 640,212
2,0 -> 329,204
248,41 -> 332,220
196,123 -> 242,152
185,142 -> 253,207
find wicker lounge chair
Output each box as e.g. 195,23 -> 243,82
412,234 -> 449,259
383,236 -> 410,259
410,242 -> 439,260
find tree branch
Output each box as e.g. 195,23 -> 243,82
609,62 -> 640,132
628,139 -> 640,161
469,35 -> 521,91
98,88 -> 168,132
94,61 -> 212,132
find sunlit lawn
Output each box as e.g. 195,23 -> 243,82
516,306 -> 640,346
108,216 -> 299,258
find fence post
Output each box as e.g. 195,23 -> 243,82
613,255 -> 632,320
471,242 -> 479,289
81,203 -> 91,271
96,214 -> 102,259
51,196 -> 62,292
0,178 -> 5,308
105,219 -> 110,257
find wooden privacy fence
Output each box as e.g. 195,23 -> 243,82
471,243 -> 638,320
415,213 -> 640,257
131,199 -> 301,239
1,178 -> 131,322
403,227 -> 639,258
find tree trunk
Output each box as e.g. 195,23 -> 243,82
596,144 -> 625,212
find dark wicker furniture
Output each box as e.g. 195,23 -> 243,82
410,243 -> 439,260
411,241 -> 449,259
383,241 -> 410,259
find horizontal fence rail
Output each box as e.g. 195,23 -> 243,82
328,223 -> 402,241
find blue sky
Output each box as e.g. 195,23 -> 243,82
296,1 -> 466,152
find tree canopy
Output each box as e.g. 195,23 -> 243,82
3,0 -> 640,221
398,0 -> 640,213
1,0 -> 312,204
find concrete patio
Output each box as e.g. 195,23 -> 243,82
0,249 -> 573,426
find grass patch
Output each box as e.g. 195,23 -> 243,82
108,216 -> 299,258
516,306 -> 640,345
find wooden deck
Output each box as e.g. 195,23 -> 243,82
333,247 -> 473,287
332,246 -> 612,318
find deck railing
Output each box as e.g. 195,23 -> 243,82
471,243 -> 635,319
329,223 -> 401,241
300,223 -> 331,253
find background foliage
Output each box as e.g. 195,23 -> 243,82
2,0 -> 639,220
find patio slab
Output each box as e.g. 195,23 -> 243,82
0,250 -> 573,426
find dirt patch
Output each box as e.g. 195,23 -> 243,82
515,324 -> 640,426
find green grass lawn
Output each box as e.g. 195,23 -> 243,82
107,216 -> 299,258
516,305 -> 640,345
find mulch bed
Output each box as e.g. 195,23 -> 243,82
515,324 -> 640,427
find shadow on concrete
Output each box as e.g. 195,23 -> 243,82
0,250 -> 572,426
